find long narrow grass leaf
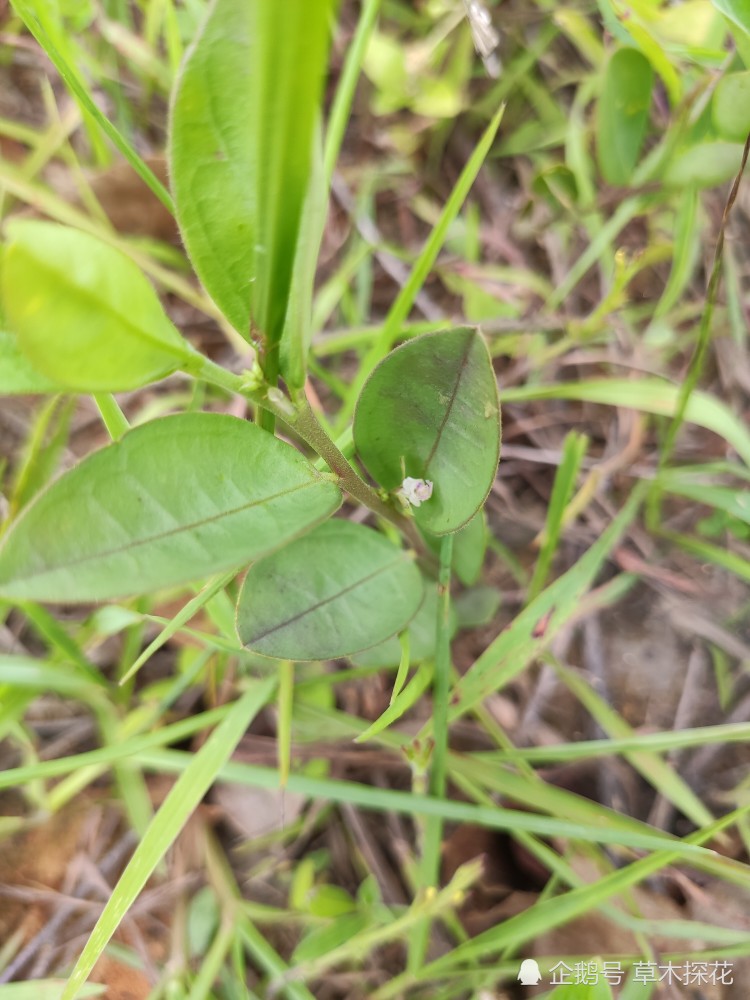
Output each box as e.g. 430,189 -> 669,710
61,678 -> 276,1000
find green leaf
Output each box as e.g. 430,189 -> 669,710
526,430 -> 588,604
61,678 -> 276,1000
9,0 -> 173,213
0,984 -> 104,1000
351,580 -> 457,669
500,378 -> 750,467
0,331 -> 59,395
169,0 -> 335,354
0,413 -> 341,602
236,520 -> 423,661
597,48 -> 653,185
661,479 -> 750,526
453,585 -> 501,629
278,129 -> 328,389
664,140 -> 747,189
712,0 -> 750,36
335,106 -> 504,432
713,70 -> 750,140
1,221 -> 190,392
292,913 -> 370,965
353,327 -> 501,535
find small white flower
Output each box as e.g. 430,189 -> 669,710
399,477 -> 434,508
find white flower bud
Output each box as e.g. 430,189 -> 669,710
399,477 -> 434,508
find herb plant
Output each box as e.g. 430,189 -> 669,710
0,0 -> 501,991
3,0 -> 750,997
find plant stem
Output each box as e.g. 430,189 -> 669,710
408,532 -> 454,971
290,394 -> 427,553
186,352 -> 427,555
93,393 -> 130,440
431,533 -> 454,800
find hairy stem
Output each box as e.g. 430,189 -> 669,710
185,353 -> 426,554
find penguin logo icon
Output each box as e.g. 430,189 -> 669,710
517,958 -> 543,985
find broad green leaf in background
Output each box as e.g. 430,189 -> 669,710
0,413 -> 341,602
0,331 -> 59,395
169,0 -> 336,376
353,328 -> 501,535
236,520 -> 423,660
713,70 -> 750,141
351,581 -> 458,669
597,47 -> 653,185
1,222 -> 190,391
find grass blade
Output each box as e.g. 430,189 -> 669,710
61,677 -> 276,1000
335,105 -> 504,431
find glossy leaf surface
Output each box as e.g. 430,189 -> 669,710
1,221 -> 190,391
0,413 -> 341,602
353,327 -> 500,535
169,0 -> 335,357
236,520 -> 423,660
597,48 -> 653,185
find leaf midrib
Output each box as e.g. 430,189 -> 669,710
245,551 -> 414,645
2,478 -> 328,585
423,332 -> 475,474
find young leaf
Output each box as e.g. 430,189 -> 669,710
236,520 -> 423,661
353,327 -> 501,535
169,0 -> 336,361
1,221 -> 190,391
0,413 -> 341,602
597,47 -> 653,185
0,331 -> 59,395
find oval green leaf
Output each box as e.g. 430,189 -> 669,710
353,327 -> 501,535
597,47 -> 654,185
236,520 -> 423,661
169,0 -> 335,356
713,70 -> 750,141
0,413 -> 341,602
0,330 -> 59,395
1,221 -> 190,391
